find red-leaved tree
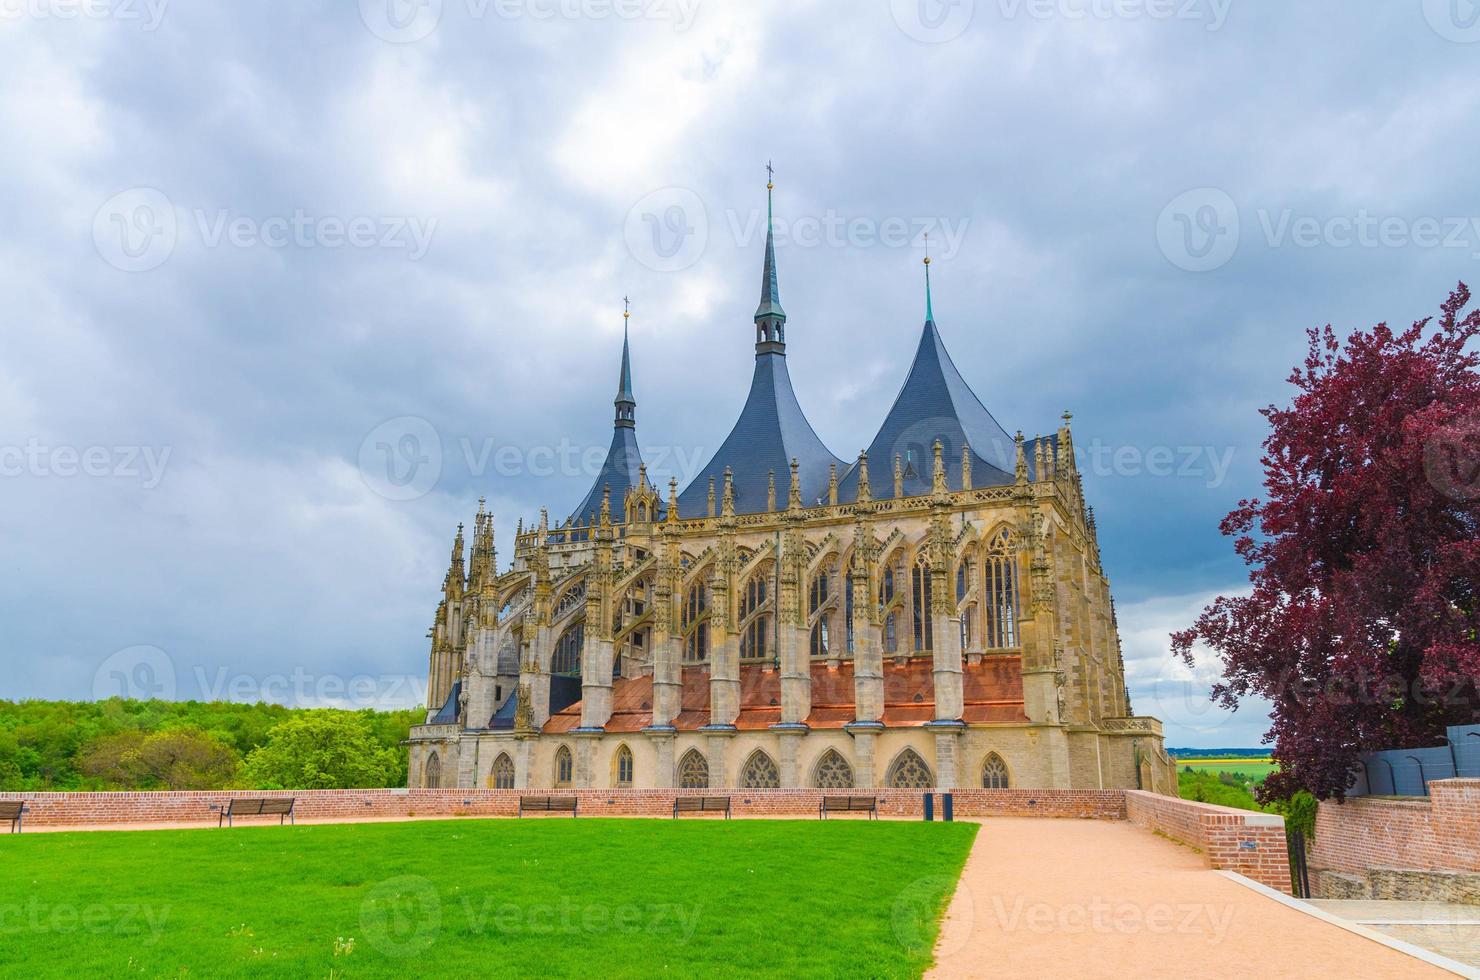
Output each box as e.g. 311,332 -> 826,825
1173,284 -> 1480,801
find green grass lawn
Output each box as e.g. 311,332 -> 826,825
0,818 -> 977,979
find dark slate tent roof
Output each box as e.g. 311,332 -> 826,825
429,680 -> 461,725
677,350 -> 843,515
568,321 -> 647,526
837,315 -> 1017,501
568,424 -> 644,526
676,180 -> 842,516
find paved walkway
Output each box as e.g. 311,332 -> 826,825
1310,900 -> 1480,972
929,818 -> 1457,979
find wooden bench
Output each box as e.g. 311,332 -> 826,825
819,796 -> 879,820
217,797 -> 296,828
0,801 -> 27,833
673,796 -> 731,819
518,796 -> 578,818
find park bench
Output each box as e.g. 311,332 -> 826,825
673,796 -> 731,819
819,796 -> 878,820
1,801 -> 28,833
518,796 -> 578,818
217,797 -> 296,828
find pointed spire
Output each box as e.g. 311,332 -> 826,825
707,476 -> 716,518
614,298 -> 636,428
788,457 -> 802,512
923,233 -> 935,324
667,477 -> 679,523
828,462 -> 839,506
856,450 -> 872,503
767,469 -> 777,512
893,454 -> 905,498
600,486 -> 611,527
932,439 -> 948,495
961,442 -> 973,491
1014,431 -> 1028,485
754,161 -> 786,352
722,467 -> 735,518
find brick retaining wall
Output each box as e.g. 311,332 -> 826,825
1125,790 -> 1292,894
0,787 -> 1125,826
1308,779 -> 1480,902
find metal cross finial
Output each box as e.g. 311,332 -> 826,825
923,231 -> 931,265
766,160 -> 775,182
623,295 -> 630,319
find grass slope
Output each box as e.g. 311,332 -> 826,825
0,818 -> 977,979
1176,760 -> 1277,781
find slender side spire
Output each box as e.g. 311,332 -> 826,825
923,233 -> 935,324
615,297 -> 635,428
754,161 -> 786,353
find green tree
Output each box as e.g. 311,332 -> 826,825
241,711 -> 401,789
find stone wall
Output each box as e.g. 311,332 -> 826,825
0,787 -> 1126,827
1309,778 -> 1480,903
1125,790 -> 1292,894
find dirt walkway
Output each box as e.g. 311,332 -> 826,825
928,818 -> 1454,979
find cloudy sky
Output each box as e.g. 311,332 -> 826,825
3,0 -> 1476,747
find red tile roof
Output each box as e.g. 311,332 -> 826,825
542,655 -> 1026,733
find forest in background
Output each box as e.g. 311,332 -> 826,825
0,699 -> 423,791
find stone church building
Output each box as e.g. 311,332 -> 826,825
407,181 -> 1176,795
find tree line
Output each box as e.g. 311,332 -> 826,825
0,699 -> 423,791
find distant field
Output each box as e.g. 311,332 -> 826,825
1176,758 -> 1277,781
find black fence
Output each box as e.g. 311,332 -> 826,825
1286,827 -> 1310,899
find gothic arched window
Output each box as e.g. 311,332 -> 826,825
491,752 -> 514,789
739,567 -> 771,661
740,750 -> 780,788
885,612 -> 898,653
678,749 -> 709,789
810,620 -> 829,658
982,752 -> 1010,789
984,530 -> 1020,649
554,745 -> 573,787
844,569 -> 855,654
886,747 -> 933,789
614,744 -> 634,788
911,557 -> 934,652
424,751 -> 442,789
682,580 -> 709,663
552,623 -> 583,676
814,749 -> 854,789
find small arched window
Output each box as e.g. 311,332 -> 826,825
810,620 -> 829,658
814,749 -> 854,789
740,750 -> 780,788
554,745 -> 573,787
678,749 -> 709,789
982,752 -> 1010,789
614,745 -> 634,788
886,748 -> 933,789
682,581 -> 709,663
424,751 -> 442,789
491,752 -> 515,790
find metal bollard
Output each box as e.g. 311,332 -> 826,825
923,792 -> 934,821
943,792 -> 954,822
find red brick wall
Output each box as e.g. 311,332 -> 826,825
1125,790 -> 1293,894
1311,779 -> 1480,876
0,787 -> 1126,826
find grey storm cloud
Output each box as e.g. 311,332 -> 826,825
2,0 -> 1477,746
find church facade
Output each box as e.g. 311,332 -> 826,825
406,182 -> 1176,796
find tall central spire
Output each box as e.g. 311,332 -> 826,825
615,296 -> 635,428
754,161 -> 786,354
